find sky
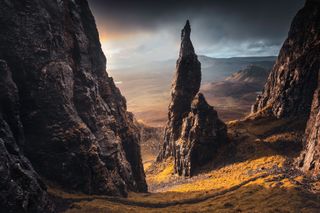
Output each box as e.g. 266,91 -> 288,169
88,0 -> 304,69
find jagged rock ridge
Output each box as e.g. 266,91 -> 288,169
0,0 -> 147,202
251,0 -> 320,118
157,21 -> 227,176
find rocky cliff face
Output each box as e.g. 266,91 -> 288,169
0,0 -> 147,200
249,0 -> 320,177
0,61 -> 54,212
297,74 -> 320,177
251,0 -> 320,118
157,21 -> 227,176
175,93 -> 227,176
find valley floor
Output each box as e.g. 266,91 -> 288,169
50,116 -> 320,213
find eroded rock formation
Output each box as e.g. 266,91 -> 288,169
157,20 -> 201,160
175,93 -> 227,176
157,21 -> 227,176
249,0 -> 320,177
251,0 -> 320,119
0,60 -> 54,212
0,0 -> 146,199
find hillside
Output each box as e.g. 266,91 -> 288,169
225,65 -> 269,83
201,65 -> 270,121
49,117 -> 320,212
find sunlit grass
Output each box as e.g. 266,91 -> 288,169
52,117 -> 319,213
166,156 -> 284,193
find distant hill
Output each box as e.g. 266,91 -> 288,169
198,56 -> 276,83
225,65 -> 270,83
109,56 -> 276,126
201,65 -> 271,121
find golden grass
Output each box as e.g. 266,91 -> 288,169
52,117 -> 320,213
64,173 -> 320,213
146,157 -> 175,185
166,155 -> 284,193
263,132 -> 299,143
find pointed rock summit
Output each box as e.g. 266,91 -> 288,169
180,20 -> 195,58
157,21 -> 227,176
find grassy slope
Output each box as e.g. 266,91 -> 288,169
50,116 -> 320,213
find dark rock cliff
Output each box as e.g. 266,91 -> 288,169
0,60 -> 54,212
251,0 -> 320,119
249,0 -> 320,178
297,73 -> 320,177
0,0 -> 147,201
157,21 -> 227,176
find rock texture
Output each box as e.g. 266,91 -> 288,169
297,74 -> 320,177
249,0 -> 320,177
251,0 -> 320,118
157,21 -> 227,176
175,93 -> 227,176
0,61 -> 54,212
157,20 -> 201,160
0,0 -> 146,198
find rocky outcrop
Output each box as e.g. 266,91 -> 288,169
157,20 -> 201,160
0,61 -> 54,212
297,69 -> 320,177
157,21 -> 227,176
249,0 -> 320,177
296,0 -> 320,178
175,93 -> 227,176
251,0 -> 320,118
0,0 -> 146,198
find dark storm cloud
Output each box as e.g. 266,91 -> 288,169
88,0 -> 305,68
89,0 -> 303,42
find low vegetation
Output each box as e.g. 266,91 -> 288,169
50,116 -> 320,212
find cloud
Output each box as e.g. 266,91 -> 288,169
88,0 -> 304,68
